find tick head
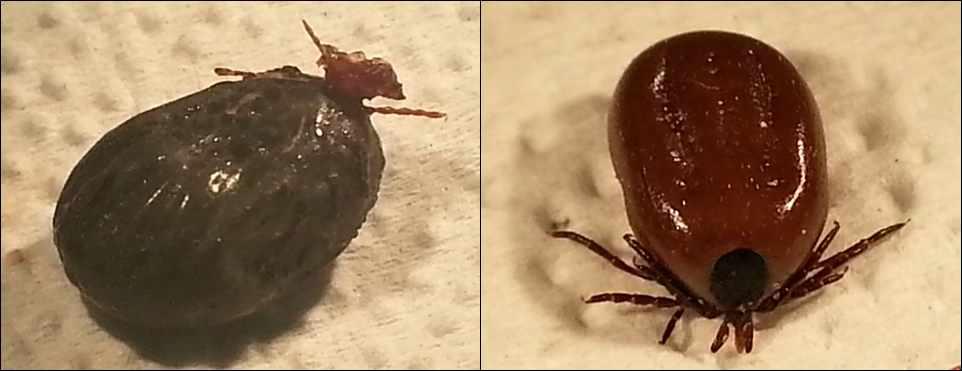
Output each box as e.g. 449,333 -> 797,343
302,19 -> 406,101
710,248 -> 769,309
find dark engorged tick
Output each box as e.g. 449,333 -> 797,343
552,31 -> 908,354
52,20 -> 444,328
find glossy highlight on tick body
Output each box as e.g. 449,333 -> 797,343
552,31 -> 908,354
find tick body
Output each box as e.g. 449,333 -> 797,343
553,31 -> 907,353
52,20 -> 443,328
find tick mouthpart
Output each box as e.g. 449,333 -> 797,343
710,248 -> 769,309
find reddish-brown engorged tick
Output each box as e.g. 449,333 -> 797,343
552,31 -> 908,354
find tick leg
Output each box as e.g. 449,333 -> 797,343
584,293 -> 678,308
659,308 -> 685,345
779,221 -> 907,303
803,220 -> 842,273
808,220 -> 909,273
213,67 -> 257,79
624,234 -> 721,318
787,267 -> 849,301
363,105 -> 447,119
756,221 -> 841,312
301,19 -> 340,64
552,231 -> 657,281
710,315 -> 733,353
733,311 -> 755,354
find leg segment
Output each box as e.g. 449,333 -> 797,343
809,221 -> 908,273
214,66 -> 311,81
711,315 -> 733,353
756,221 -> 840,312
552,231 -> 657,281
363,105 -> 447,119
624,234 -> 721,318
757,220 -> 907,313
301,19 -> 339,64
733,311 -> 755,354
783,221 -> 907,302
213,67 -> 257,79
660,308 -> 685,345
788,267 -> 848,301
584,293 -> 677,308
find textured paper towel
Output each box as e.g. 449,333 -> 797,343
1,2 -> 480,369
481,2 -> 960,369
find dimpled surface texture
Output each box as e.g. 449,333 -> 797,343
2,2 -> 480,369
483,3 -> 960,370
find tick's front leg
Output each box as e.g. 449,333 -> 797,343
364,105 -> 447,119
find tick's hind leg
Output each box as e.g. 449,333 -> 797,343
809,220 -> 909,273
787,220 -> 908,303
756,221 -> 841,312
552,231 -> 657,281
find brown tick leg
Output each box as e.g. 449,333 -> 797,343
660,308 -> 685,345
552,231 -> 657,281
756,221 -> 841,312
711,314 -> 733,353
809,221 -> 909,273
301,19 -> 340,65
213,67 -> 257,79
734,311 -> 755,354
584,293 -> 678,308
624,234 -> 721,318
777,221 -> 907,303
787,267 -> 849,301
363,105 -> 447,119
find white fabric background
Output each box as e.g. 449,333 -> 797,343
1,2 -> 480,369
482,2 -> 960,369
